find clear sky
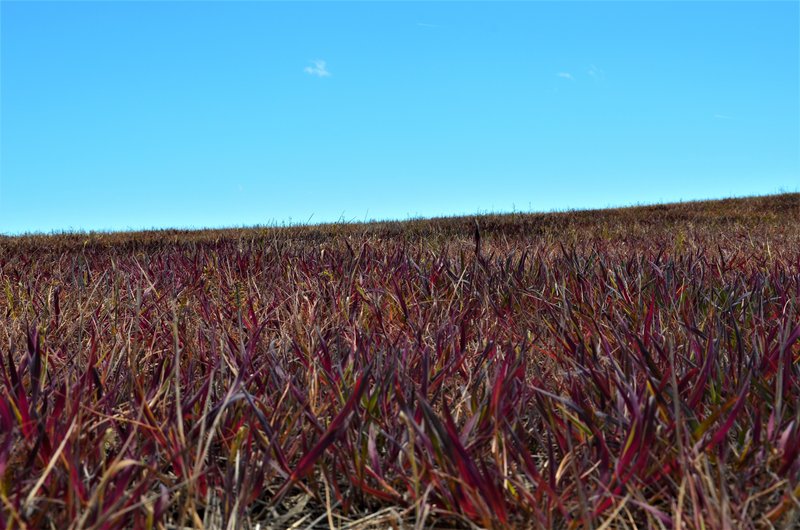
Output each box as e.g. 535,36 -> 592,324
1,1 -> 798,235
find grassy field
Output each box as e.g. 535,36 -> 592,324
1,193 -> 799,529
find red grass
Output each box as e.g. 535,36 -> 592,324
1,193 -> 799,528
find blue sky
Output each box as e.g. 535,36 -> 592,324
1,1 -> 798,234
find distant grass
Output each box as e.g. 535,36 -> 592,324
1,193 -> 799,529
3,193 -> 797,250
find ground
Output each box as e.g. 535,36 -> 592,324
1,193 -> 799,529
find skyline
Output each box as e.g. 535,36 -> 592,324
1,1 -> 798,235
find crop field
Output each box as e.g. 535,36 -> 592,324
1,193 -> 799,529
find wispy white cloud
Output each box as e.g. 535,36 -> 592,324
304,59 -> 331,78
587,65 -> 605,79
557,72 -> 574,81
714,113 -> 734,120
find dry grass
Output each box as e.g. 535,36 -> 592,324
1,193 -> 799,529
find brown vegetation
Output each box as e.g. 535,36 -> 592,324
1,193 -> 799,529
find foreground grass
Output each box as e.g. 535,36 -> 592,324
1,193 -> 799,529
